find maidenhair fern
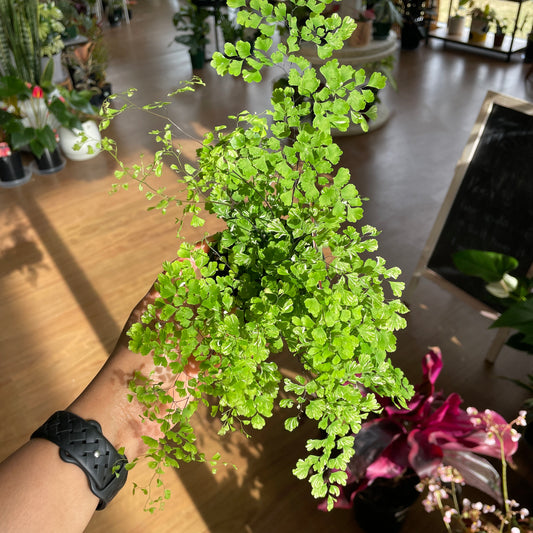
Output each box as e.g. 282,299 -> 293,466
98,0 -> 413,512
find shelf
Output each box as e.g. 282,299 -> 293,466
427,0 -> 527,61
429,24 -> 527,58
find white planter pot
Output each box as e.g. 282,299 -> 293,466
447,16 -> 465,36
41,54 -> 68,84
59,120 -> 101,161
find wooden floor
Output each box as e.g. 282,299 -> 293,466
1,1 -> 532,531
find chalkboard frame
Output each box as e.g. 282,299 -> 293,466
405,91 -> 533,354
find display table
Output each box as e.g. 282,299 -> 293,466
299,34 -> 399,134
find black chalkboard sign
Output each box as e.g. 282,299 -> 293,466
407,92 -> 533,313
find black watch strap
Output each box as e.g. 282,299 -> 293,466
31,411 -> 128,510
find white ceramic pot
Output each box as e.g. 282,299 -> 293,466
41,54 -> 68,84
59,120 -> 101,161
447,16 -> 465,36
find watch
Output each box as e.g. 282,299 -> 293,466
31,410 -> 128,510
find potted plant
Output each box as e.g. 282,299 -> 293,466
417,409 -> 531,532
172,0 -> 210,69
369,0 -> 403,40
452,249 -> 533,354
0,69 -> 95,171
0,118 -> 30,186
0,0 -> 42,86
38,1 -> 68,83
107,0 -> 129,26
469,3 -> 493,43
447,0 -> 470,36
350,8 -> 376,47
492,15 -> 508,47
397,0 -> 425,50
62,17 -> 112,107
96,0 -> 414,512
322,348 -> 521,532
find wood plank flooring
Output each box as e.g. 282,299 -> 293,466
1,1 -> 532,531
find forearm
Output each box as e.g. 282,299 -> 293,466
0,277 -> 196,532
0,345 -> 161,533
0,438 -> 100,533
0,320 -> 170,530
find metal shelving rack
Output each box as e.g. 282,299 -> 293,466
426,0 -> 527,61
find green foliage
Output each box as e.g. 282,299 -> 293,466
99,0 -> 413,510
0,73 -> 95,157
454,249 -> 533,352
371,0 -> 404,26
0,0 -> 42,85
38,1 -> 65,57
172,1 -> 210,55
453,249 -> 519,284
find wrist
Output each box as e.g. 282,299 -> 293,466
68,345 -> 166,459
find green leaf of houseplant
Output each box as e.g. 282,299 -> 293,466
453,249 -> 519,283
491,299 -> 533,332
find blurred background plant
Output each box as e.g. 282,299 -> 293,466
0,69 -> 95,158
0,0 -> 42,85
38,1 -> 66,57
453,250 -> 533,355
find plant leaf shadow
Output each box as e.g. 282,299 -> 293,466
0,223 -> 47,283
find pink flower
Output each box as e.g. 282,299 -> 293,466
322,349 -> 519,511
32,86 -> 44,99
0,142 -> 12,157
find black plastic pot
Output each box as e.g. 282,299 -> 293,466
353,474 -> 420,533
190,48 -> 206,69
0,151 -> 25,182
34,146 -> 65,174
373,22 -> 392,40
90,82 -> 113,108
524,38 -> 533,63
401,21 -> 423,49
108,8 -> 122,26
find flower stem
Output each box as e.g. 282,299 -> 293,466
498,434 -> 510,532
435,490 -> 453,533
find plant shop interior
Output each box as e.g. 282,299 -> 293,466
1,0 -> 533,532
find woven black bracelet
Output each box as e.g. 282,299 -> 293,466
31,411 -> 128,510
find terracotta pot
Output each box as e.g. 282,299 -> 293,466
350,21 -> 373,47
